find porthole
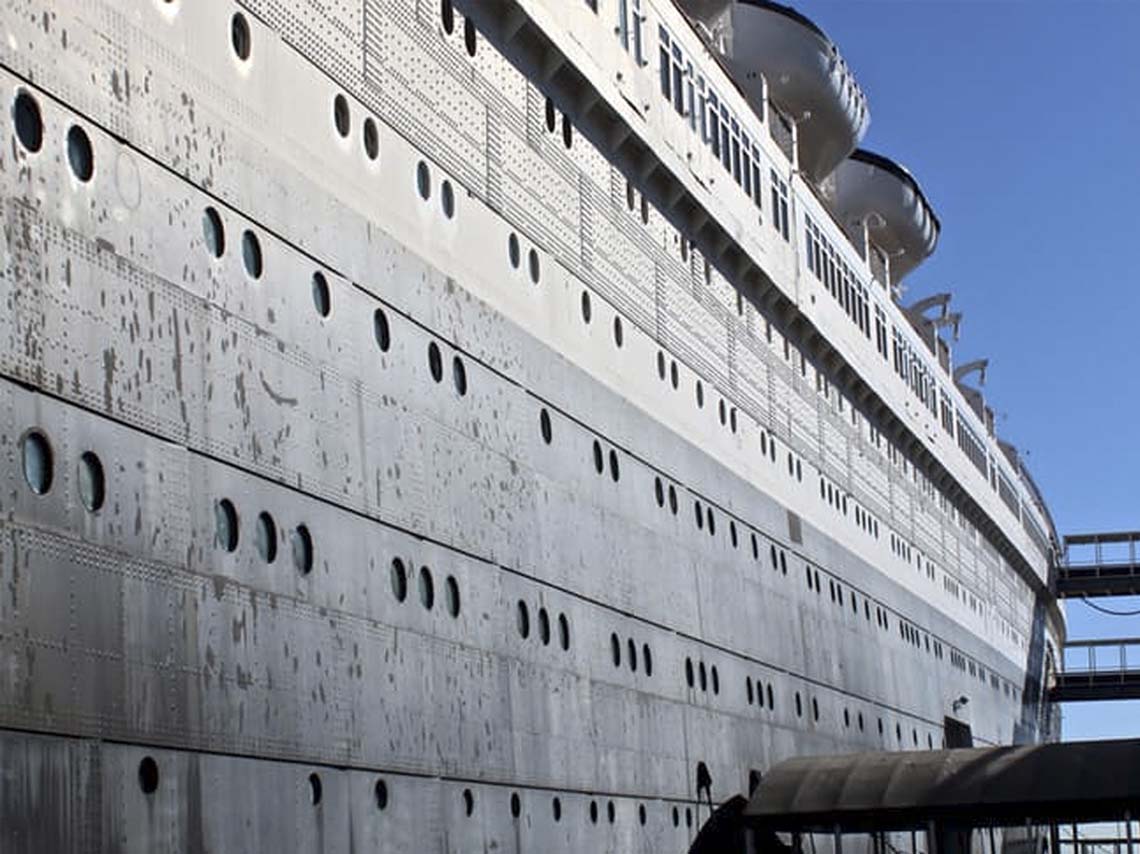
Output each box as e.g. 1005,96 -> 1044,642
311,271 -> 331,318
706,508 -> 715,536
363,117 -> 379,160
643,644 -> 653,676
441,179 -> 455,219
612,316 -> 623,348
766,684 -> 773,708
539,408 -> 552,444
640,195 -> 649,225
67,125 -> 94,182
670,361 -> 679,389
77,451 -> 104,512
654,477 -> 664,507
858,712 -> 865,732
686,807 -> 693,828
627,638 -> 637,672
214,498 -> 239,552
13,90 -> 44,153
445,575 -> 460,618
373,309 -> 391,352
694,500 -> 703,530
589,800 -> 599,824
545,96 -> 557,133
374,779 -> 389,810
610,633 -> 621,667
463,17 -> 477,57
510,791 -> 521,819
291,525 -> 314,575
391,558 -> 408,602
685,657 -> 694,688
746,677 -> 754,705
672,806 -> 680,827
698,661 -> 707,692
333,93 -> 350,138
137,756 -> 159,794
639,804 -> 647,825
718,399 -> 726,425
241,230 -> 263,279
607,801 -> 615,823
580,290 -> 592,323
626,180 -> 636,211
730,408 -> 737,433
844,708 -> 850,728
795,692 -> 803,718
416,160 -> 431,200
668,485 -> 677,514
711,666 -> 719,695
255,511 -> 277,563
695,381 -> 704,408
202,207 -> 225,258
418,566 -> 434,610
508,233 -> 521,269
452,355 -> 467,396
538,608 -> 551,646
309,773 -> 322,806
608,449 -> 619,482
657,351 -> 666,380
558,613 -> 570,650
517,600 -> 530,638
231,12 -> 252,61
730,522 -> 737,548
462,788 -> 474,817
428,342 -> 443,383
593,440 -> 604,474
751,534 -> 758,559
527,249 -> 540,284
552,796 -> 562,822
561,114 -> 572,149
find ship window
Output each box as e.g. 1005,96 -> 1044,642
593,440 -> 604,474
528,249 -> 540,284
538,608 -> 551,645
511,792 -> 521,819
391,559 -> 408,602
559,614 -> 570,650
416,160 -> 431,200
441,180 -> 455,219
685,657 -> 694,688
613,316 -> 623,348
711,665 -> 719,694
698,661 -> 707,691
640,195 -> 649,225
643,643 -> 652,675
608,801 -> 616,823
706,508 -> 714,535
440,0 -> 454,35
672,806 -> 680,827
13,90 -> 44,153
628,638 -> 637,672
517,600 -> 530,638
202,207 -> 225,258
291,525 -> 314,575
138,757 -> 159,794
539,408 -> 553,444
657,351 -> 666,380
718,399 -> 726,425
241,230 -> 263,279
552,796 -> 562,821
795,692 -> 802,717
670,361 -> 679,389
579,290 -> 592,324
668,485 -> 677,514
746,677 -> 754,705
374,779 -> 389,810
590,800 -> 599,824
231,12 -> 251,61
452,356 -> 467,396
67,125 -> 94,182
255,511 -> 277,563
363,117 -> 379,161
545,97 -> 556,134
561,114 -> 572,149
445,575 -> 460,618
608,449 -> 620,482
427,342 -> 443,383
77,451 -> 104,512
696,380 -> 704,408
311,271 -> 331,317
333,93 -> 350,138
418,566 -> 434,609
373,309 -> 391,352
508,233 -> 521,268
694,500 -> 703,529
309,773 -> 322,805
463,788 -> 475,816
639,803 -> 647,825
611,633 -> 621,667
631,0 -> 644,65
751,533 -> 758,559
729,522 -> 737,548
766,684 -> 774,708
214,498 -> 239,552
658,27 -> 671,101
463,17 -> 476,57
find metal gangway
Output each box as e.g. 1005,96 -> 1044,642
1050,638 -> 1140,703
1057,532 -> 1140,597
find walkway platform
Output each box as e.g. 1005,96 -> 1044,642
1057,532 -> 1140,597
1051,638 -> 1140,702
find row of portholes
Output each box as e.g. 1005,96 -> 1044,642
440,0 -> 478,58
427,340 -> 468,396
544,96 -> 573,150
625,179 -> 651,225
331,92 -> 380,162
579,290 -> 625,349
213,498 -> 314,574
684,657 -> 719,695
19,429 -> 106,512
416,160 -> 457,219
610,633 -> 653,676
656,350 -> 680,390
200,206 -> 266,281
592,439 -> 620,482
745,676 -> 775,710
392,558 -> 461,618
12,91 -> 95,181
508,232 -> 541,284
819,476 -> 848,516
853,504 -> 881,539
517,600 -> 570,650
785,451 -> 803,483
758,429 -> 778,463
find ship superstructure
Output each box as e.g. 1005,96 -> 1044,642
0,0 -> 1061,850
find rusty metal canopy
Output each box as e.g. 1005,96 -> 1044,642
745,739 -> 1140,832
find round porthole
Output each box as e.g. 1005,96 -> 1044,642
416,161 -> 431,200
291,525 -> 313,575
390,558 -> 408,602
333,93 -> 350,138
214,498 -> 238,552
231,12 -> 252,61
508,233 -> 521,269
441,180 -> 455,219
13,90 -> 44,153
67,125 -> 94,182
255,511 -> 277,563
373,308 -> 391,352
558,613 -> 570,651
418,566 -> 434,610
516,600 -> 530,638
241,230 -> 263,279
374,779 -> 389,810
202,207 -> 225,258
363,117 -> 379,161
138,756 -> 159,794
539,408 -> 552,445
311,271 -> 331,318
428,342 -> 443,383
445,575 -> 460,618
77,450 -> 104,511
538,608 -> 551,646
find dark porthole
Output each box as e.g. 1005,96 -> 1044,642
593,440 -> 604,474
445,575 -> 460,618
202,206 -> 225,258
428,341 -> 443,383
374,779 -> 389,810
613,316 -> 624,348
694,500 -> 703,530
711,665 -> 720,695
558,613 -> 570,651
13,90 -> 44,153
77,450 -> 105,512
538,608 -> 551,646
418,566 -> 434,610
580,290 -> 592,323
844,708 -> 850,728
416,160 -> 431,200
67,125 -> 94,182
730,522 -> 737,548
695,381 -> 704,408
291,525 -> 314,575
373,308 -> 391,352
255,511 -> 277,563
138,756 -> 160,794
452,355 -> 467,396
510,791 -> 521,819
706,508 -> 715,536
508,233 -> 521,269
686,807 -> 693,828
527,249 -> 540,284
441,179 -> 455,219
309,773 -> 323,806
640,195 -> 649,225
214,498 -> 239,552
231,12 -> 252,60
241,230 -> 263,279
751,534 -> 758,559
311,271 -> 331,317
589,800 -> 599,824
610,633 -> 621,667
766,684 -> 774,708
672,806 -> 680,827
390,558 -> 408,602
718,399 -> 726,425
463,17 -> 477,57
627,638 -> 637,672
626,180 -> 636,211
440,0 -> 454,34
363,117 -> 379,161
608,449 -> 619,482
333,93 -> 350,138
561,114 -> 573,149
668,485 -> 677,514
685,657 -> 694,688
795,692 -> 803,718
545,97 -> 556,134
643,644 -> 652,676
539,408 -> 552,445
463,788 -> 475,817
654,477 -> 664,507
670,361 -> 679,389
698,661 -> 707,692
639,803 -> 647,825
517,600 -> 530,638
607,801 -> 615,824
730,408 -> 738,433
746,677 -> 754,705
657,350 -> 666,380
858,712 -> 865,732
552,796 -> 562,822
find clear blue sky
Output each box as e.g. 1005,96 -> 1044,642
793,0 -> 1140,740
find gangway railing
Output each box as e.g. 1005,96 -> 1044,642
1050,638 -> 1140,702
1056,531 -> 1140,597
